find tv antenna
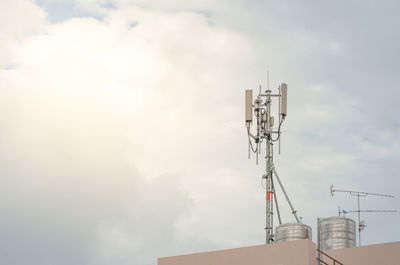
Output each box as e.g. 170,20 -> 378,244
245,73 -> 300,244
330,185 -> 396,246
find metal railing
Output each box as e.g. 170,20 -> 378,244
316,249 -> 344,265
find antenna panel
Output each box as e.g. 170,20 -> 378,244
281,83 -> 287,117
245,90 -> 253,122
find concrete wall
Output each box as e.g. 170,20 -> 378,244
323,241 -> 400,265
158,239 -> 316,265
159,239 -> 400,265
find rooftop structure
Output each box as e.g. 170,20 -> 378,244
158,240 -> 400,265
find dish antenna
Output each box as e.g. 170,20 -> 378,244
245,73 -> 299,244
331,185 -> 396,246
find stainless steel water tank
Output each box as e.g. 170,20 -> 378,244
318,217 -> 356,250
275,223 -> 312,243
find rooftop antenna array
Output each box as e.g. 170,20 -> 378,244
330,185 -> 396,246
245,73 -> 300,244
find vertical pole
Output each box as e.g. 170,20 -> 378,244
248,136 -> 250,159
317,217 -> 321,265
265,91 -> 272,244
265,136 -> 271,243
357,194 -> 361,246
255,95 -> 260,166
270,168 -> 274,242
278,85 -> 281,155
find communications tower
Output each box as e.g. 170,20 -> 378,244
245,76 -> 300,244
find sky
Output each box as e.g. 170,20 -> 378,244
1,0 -> 399,264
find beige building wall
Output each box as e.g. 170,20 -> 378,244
324,241 -> 400,265
158,239 -> 316,265
159,240 -> 400,265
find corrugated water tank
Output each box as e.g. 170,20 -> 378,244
275,223 -> 312,243
318,217 -> 356,251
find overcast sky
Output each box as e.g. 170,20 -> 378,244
1,0 -> 399,264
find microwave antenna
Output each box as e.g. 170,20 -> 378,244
245,73 -> 300,244
331,185 -> 396,246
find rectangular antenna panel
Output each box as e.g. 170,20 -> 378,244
281,83 -> 287,116
245,90 -> 253,122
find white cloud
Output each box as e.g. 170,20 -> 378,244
1,0 -> 400,264
0,3 -> 256,264
0,0 -> 47,67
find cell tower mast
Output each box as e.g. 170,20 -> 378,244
245,75 -> 299,244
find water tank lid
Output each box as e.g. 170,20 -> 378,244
277,223 -> 310,227
319,216 -> 355,222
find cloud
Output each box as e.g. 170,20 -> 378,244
0,0 -> 46,67
0,2 -> 256,264
1,0 -> 400,264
